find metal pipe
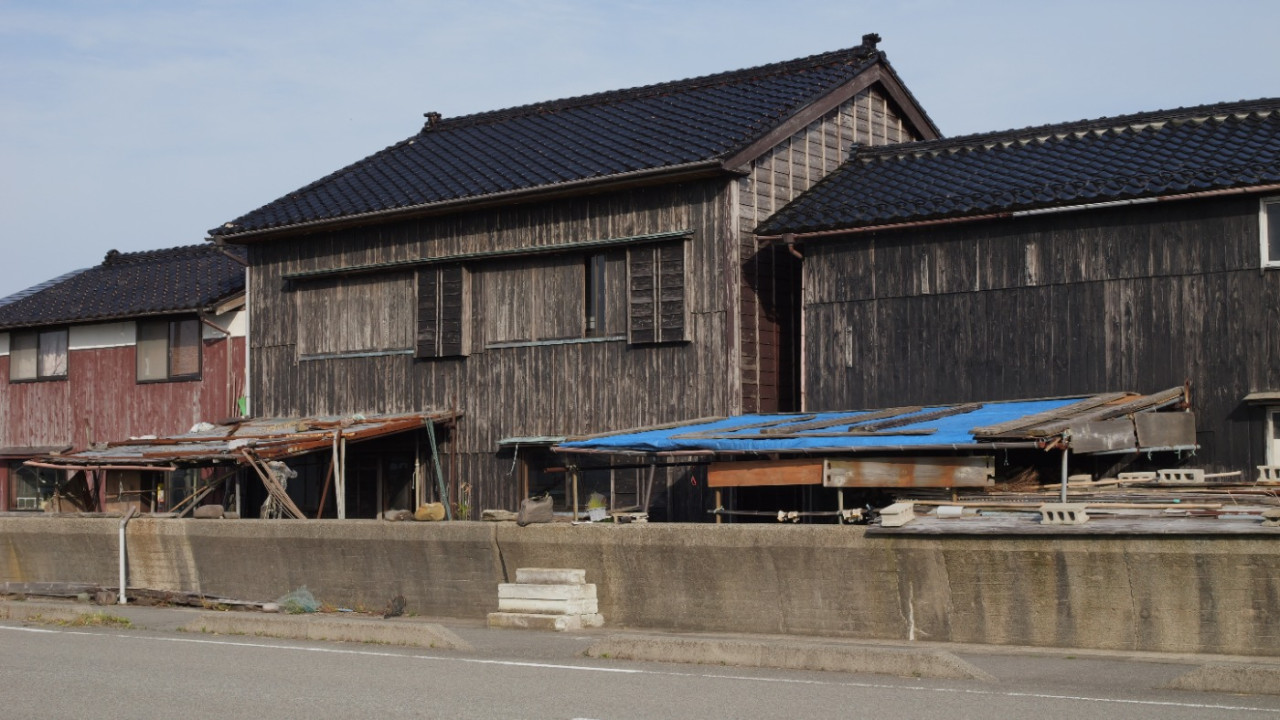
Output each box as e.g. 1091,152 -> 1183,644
1060,448 -> 1069,503
23,461 -> 180,472
118,507 -> 137,605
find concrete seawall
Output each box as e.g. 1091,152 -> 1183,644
2,517 -> 1277,656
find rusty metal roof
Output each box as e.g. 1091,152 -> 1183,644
34,411 -> 455,468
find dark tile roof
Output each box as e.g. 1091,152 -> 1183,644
0,244 -> 246,330
757,98 -> 1280,236
0,268 -> 90,308
213,38 -> 905,239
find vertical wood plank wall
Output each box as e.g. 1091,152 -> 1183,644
803,196 -> 1280,472
250,181 -> 732,512
738,87 -> 917,412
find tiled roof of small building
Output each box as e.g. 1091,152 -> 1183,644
757,98 -> 1280,236
0,244 -> 246,330
212,37 -> 917,239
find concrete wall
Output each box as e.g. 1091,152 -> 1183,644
2,517 -> 1278,656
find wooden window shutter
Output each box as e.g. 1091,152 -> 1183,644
417,265 -> 469,358
628,241 -> 686,344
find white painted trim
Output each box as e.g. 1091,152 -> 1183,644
1262,197 -> 1280,268
68,322 -> 136,350
202,308 -> 247,339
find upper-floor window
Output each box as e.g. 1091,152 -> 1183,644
627,242 -> 687,344
1263,197 -> 1280,268
137,317 -> 201,382
417,264 -> 470,358
9,328 -> 68,382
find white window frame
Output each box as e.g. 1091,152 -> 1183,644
1261,197 -> 1280,268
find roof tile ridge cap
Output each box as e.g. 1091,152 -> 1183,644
855,96 -> 1280,164
427,45 -> 880,132
840,156 -> 1280,221
102,243 -> 228,266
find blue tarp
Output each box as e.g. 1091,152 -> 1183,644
558,398 -> 1084,455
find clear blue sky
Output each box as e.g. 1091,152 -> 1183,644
3,0 -> 1278,298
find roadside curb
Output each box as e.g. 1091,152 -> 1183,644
180,612 -> 474,651
0,601 -> 112,625
1166,663 -> 1280,696
585,634 -> 996,681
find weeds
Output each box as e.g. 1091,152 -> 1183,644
33,612 -> 133,629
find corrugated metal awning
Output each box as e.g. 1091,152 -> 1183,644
29,411 -> 457,469
0,445 -> 71,459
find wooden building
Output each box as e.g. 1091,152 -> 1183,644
209,35 -> 940,514
0,245 -> 247,512
757,98 -> 1280,475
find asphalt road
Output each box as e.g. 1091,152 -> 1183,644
3,622 -> 1280,719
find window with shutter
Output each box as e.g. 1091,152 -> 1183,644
627,241 -> 687,344
417,265 -> 469,358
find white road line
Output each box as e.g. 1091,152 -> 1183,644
3,624 -> 1278,714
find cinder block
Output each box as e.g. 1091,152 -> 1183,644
1118,472 -> 1157,481
1258,466 -> 1280,483
1038,503 -> 1089,525
497,597 -> 599,615
1157,468 -> 1205,484
498,583 -> 596,602
879,502 -> 914,528
514,568 -> 586,585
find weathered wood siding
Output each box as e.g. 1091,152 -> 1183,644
804,195 -> 1280,472
739,87 -> 919,412
249,181 -> 733,511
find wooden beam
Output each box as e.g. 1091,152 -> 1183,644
708,459 -> 824,488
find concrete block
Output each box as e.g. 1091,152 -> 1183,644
1118,472 -> 1157,481
498,583 -> 597,601
514,568 -> 586,585
1157,468 -> 1204,484
486,611 -> 604,631
1258,466 -> 1280,483
497,597 -> 599,615
1038,503 -> 1089,525
878,502 -> 914,527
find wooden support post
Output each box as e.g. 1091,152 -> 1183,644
837,488 -> 845,525
337,436 -> 348,520
571,467 -> 579,522
715,489 -> 723,524
643,462 -> 656,512
426,421 -> 451,520
315,454 -> 335,520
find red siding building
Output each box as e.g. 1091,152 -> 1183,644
0,245 -> 246,512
